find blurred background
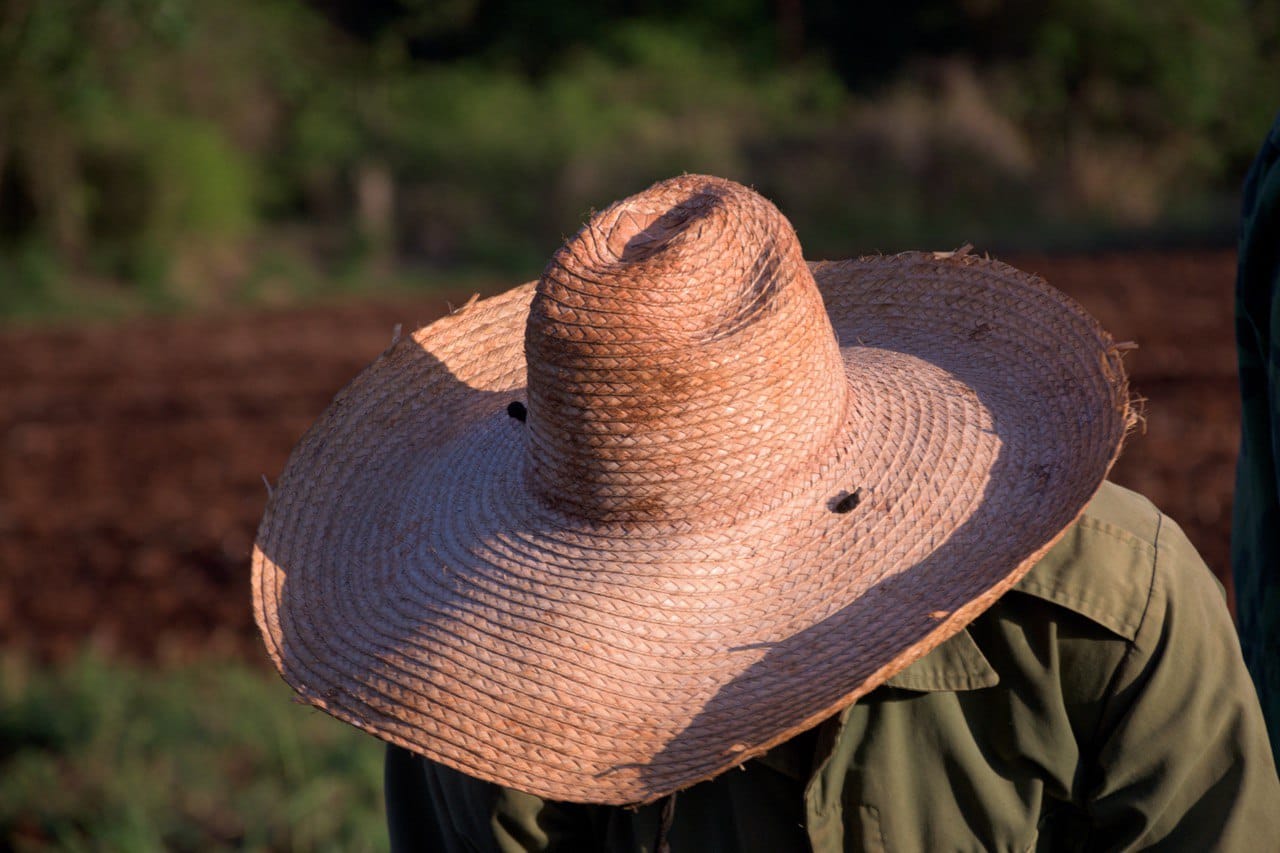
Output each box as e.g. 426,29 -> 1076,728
1,0 -> 1276,848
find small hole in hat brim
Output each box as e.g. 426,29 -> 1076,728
829,488 -> 863,514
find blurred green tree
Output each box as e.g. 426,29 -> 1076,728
0,0 -> 1275,316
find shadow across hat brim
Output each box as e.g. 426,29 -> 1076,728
253,252 -> 1130,804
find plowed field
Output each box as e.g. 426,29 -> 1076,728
0,251 -> 1241,661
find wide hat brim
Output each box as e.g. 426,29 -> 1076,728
253,251 -> 1130,804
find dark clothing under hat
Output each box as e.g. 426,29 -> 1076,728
1234,109 -> 1280,767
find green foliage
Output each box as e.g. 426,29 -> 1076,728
0,0 -> 335,308
0,241 -> 63,318
976,0 -> 1278,221
365,21 -> 846,270
0,654 -> 386,851
1021,0 -> 1275,156
1,0 -> 1277,319
80,114 -> 255,284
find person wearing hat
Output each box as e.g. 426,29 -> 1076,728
253,176 -> 1280,851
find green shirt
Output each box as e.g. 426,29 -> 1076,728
386,482 -> 1280,851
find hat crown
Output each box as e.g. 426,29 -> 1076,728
525,175 -> 849,524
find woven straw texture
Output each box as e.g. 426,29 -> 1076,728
253,175 -> 1131,805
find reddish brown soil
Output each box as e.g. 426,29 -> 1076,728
0,251 -> 1240,662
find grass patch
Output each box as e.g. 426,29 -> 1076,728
0,654 -> 386,852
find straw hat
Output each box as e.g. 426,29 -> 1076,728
252,174 -> 1131,805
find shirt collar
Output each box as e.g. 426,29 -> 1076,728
752,625 -> 999,781
880,626 -> 999,692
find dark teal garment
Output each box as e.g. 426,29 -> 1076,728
1234,109 -> 1280,765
